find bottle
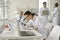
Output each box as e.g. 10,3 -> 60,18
4,24 -> 9,31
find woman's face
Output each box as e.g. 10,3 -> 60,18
26,14 -> 33,20
43,3 -> 47,7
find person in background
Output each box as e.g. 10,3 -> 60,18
40,2 -> 50,25
17,11 -> 28,22
24,10 -> 48,40
18,11 -> 24,22
52,3 -> 60,26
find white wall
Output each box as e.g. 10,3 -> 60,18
7,0 -> 39,19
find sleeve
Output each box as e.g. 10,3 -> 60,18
26,20 -> 33,27
40,8 -> 43,15
52,8 -> 57,17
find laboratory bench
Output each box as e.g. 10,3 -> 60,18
0,20 -> 43,40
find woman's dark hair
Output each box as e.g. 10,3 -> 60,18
43,2 -> 46,4
24,11 -> 31,15
31,13 -> 35,16
24,11 -> 35,16
55,3 -> 59,7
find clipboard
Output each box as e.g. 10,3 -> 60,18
42,10 -> 49,15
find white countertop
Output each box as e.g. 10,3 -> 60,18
0,19 -> 43,40
0,26 -> 42,39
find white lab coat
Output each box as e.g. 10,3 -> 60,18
40,7 -> 49,25
52,7 -> 60,25
27,15 -> 48,39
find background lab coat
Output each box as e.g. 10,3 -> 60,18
27,15 -> 48,39
52,7 -> 60,25
40,7 -> 49,25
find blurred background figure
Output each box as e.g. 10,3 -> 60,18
52,3 -> 60,26
40,2 -> 50,25
19,11 -> 24,22
17,11 -> 25,22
